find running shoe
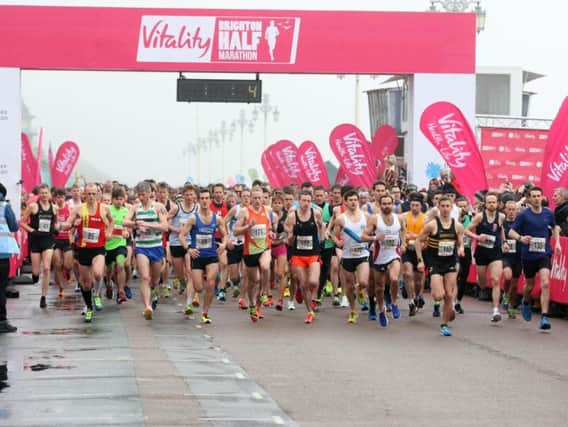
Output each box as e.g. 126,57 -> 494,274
232,287 -> 240,298
200,313 -> 212,324
295,288 -> 304,304
386,303 -> 392,313
440,324 -> 452,337
454,303 -> 464,314
283,287 -> 291,298
417,295 -> 425,309
502,295 -> 510,310
368,311 -> 377,321
143,307 -> 153,320
184,304 -> 194,315
260,294 -> 269,306
379,311 -> 389,328
507,308 -> 516,319
84,309 -> 93,323
539,315 -> 551,331
357,292 -> 366,306
361,301 -> 369,312
521,300 -> 532,322
238,298 -> 248,310
192,294 -> 200,307
94,296 -> 103,311
74,285 -> 81,294
172,278 -> 180,289
117,293 -> 127,304
105,285 -> 113,300
340,295 -> 349,308
348,311 -> 359,324
275,299 -> 283,311
162,287 -> 170,298
257,305 -> 264,319
324,281 -> 333,297
409,302 -> 417,317
432,303 -> 440,318
124,286 -> 132,299
249,307 -> 259,322
332,295 -> 341,307
58,289 -> 65,298
287,301 -> 296,311
267,295 -> 275,307
151,295 -> 159,311
491,310 -> 502,323
305,311 -> 315,324
391,304 -> 400,319
310,300 -> 319,313
217,290 -> 226,302
40,296 -> 47,309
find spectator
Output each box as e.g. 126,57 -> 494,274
553,188 -> 568,237
382,154 -> 399,188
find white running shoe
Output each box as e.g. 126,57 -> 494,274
287,301 -> 296,310
340,295 -> 349,308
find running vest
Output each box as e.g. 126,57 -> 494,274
30,202 -> 56,236
273,208 -> 287,245
77,203 -> 106,248
134,202 -> 163,248
341,212 -> 368,259
244,206 -> 271,256
55,203 -> 70,241
0,202 -> 19,255
503,219 -> 520,258
427,217 -> 458,260
476,210 -> 502,250
292,209 -> 320,257
190,211 -> 218,258
169,202 -> 196,246
106,205 -> 128,250
460,214 -> 472,249
405,211 -> 425,251
317,202 -> 334,249
227,205 -> 244,245
374,213 -> 401,265
211,200 -> 228,240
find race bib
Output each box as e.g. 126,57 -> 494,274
83,227 -> 100,244
438,240 -> 455,257
463,236 -> 472,249
383,234 -> 399,249
478,234 -> 496,249
505,239 -> 517,253
351,243 -> 365,257
529,237 -> 546,253
112,224 -> 124,237
38,218 -> 51,233
297,235 -> 313,250
196,234 -> 213,249
250,225 -> 267,240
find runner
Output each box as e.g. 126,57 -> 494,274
285,190 -> 326,324
508,187 -> 561,331
314,186 -> 337,306
179,187 -> 227,324
210,183 -> 230,301
52,188 -> 73,297
362,194 -> 405,327
63,183 -> 114,322
157,182 -> 173,299
105,187 -> 129,304
415,196 -> 465,336
21,183 -> 58,308
233,188 -> 274,322
465,192 -> 506,323
502,200 -> 522,319
331,189 -> 369,324
123,181 -> 169,320
455,196 -> 473,314
270,192 -> 289,311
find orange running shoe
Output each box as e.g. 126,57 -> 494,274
305,311 -> 314,324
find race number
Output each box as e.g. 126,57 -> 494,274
438,241 -> 455,257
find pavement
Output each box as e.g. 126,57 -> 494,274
1,279 -> 568,427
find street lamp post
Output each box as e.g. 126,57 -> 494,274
253,93 -> 280,151
429,0 -> 486,33
232,109 -> 255,177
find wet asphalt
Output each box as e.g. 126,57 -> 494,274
1,278 -> 568,426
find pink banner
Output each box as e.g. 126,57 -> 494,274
371,124 -> 398,176
0,6 -> 475,74
298,141 -> 329,188
541,97 -> 568,204
329,124 -> 375,188
267,140 -> 307,185
261,149 -> 285,188
21,133 -> 37,193
481,127 -> 547,189
51,141 -> 80,188
35,128 -> 43,185
334,166 -> 350,186
420,101 -> 488,202
48,143 -> 55,172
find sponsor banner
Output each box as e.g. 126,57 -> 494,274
371,124 -> 398,176
550,237 -> 568,304
334,166 -> 350,186
420,101 -> 487,202
298,141 -> 329,188
329,124 -> 375,188
50,141 -> 80,188
35,127 -> 43,185
0,6 -> 475,74
267,140 -> 307,185
481,127 -> 547,189
0,68 -> 21,218
21,132 -> 37,194
541,97 -> 568,204
261,149 -> 284,188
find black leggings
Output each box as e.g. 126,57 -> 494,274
0,258 -> 9,321
457,248 -> 472,301
318,247 -> 335,298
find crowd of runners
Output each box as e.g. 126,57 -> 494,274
0,175 -> 564,337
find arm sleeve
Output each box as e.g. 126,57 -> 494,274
4,204 -> 19,232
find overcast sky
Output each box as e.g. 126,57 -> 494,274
5,0 -> 568,186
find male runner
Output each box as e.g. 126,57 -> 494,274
105,187 -> 129,304
502,200 -> 522,319
225,189 -> 250,307
210,183 -> 230,298
455,196 -> 473,314
52,188 -> 73,297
